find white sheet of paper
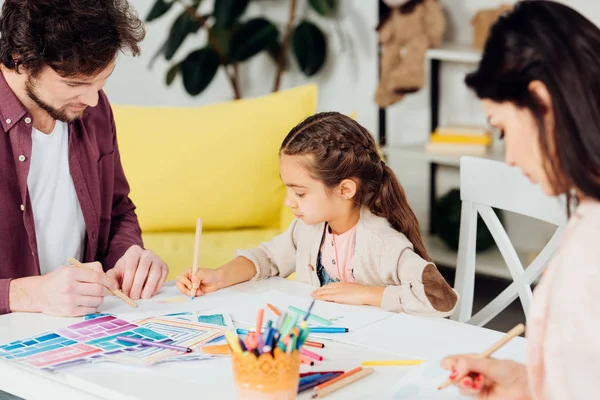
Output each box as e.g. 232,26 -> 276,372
387,361 -> 470,399
212,289 -> 394,335
342,313 -> 527,362
97,282 -> 258,321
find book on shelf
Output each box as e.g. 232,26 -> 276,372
430,133 -> 491,145
425,124 -> 491,156
425,142 -> 488,156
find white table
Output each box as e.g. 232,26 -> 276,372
0,279 -> 527,400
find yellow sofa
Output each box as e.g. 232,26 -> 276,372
112,85 -> 317,280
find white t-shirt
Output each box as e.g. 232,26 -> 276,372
27,121 -> 86,275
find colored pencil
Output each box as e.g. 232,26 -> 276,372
190,218 -> 203,299
314,366 -> 362,391
308,327 -> 348,333
255,308 -> 264,333
298,373 -> 341,393
312,368 -> 374,398
301,347 -> 324,362
201,344 -> 231,355
304,340 -> 325,348
289,305 -> 331,326
300,371 -> 344,378
267,303 -> 281,317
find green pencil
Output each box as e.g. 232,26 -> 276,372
288,305 -> 331,326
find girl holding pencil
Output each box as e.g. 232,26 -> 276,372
176,112 -> 458,316
441,1 -> 600,398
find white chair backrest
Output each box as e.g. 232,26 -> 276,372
452,156 -> 568,326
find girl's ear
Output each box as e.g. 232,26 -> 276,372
338,179 -> 357,200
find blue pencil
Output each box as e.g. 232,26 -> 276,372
309,327 -> 349,333
297,372 -> 341,393
298,373 -> 326,386
303,299 -> 316,322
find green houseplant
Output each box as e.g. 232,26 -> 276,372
145,0 -> 338,98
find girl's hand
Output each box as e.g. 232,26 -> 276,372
440,355 -> 531,400
176,268 -> 221,297
312,282 -> 384,307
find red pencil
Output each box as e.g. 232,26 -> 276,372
304,340 -> 325,348
255,308 -> 264,334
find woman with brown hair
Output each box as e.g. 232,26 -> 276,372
441,1 -> 600,398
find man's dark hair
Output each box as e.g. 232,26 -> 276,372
0,0 -> 145,77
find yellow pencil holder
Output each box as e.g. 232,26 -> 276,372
232,348 -> 300,400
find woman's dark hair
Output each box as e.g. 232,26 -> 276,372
466,0 -> 600,204
0,0 -> 145,77
280,112 -> 431,262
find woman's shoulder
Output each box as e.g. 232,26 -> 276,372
556,199 -> 600,266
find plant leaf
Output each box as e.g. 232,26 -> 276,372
308,0 -> 337,17
209,26 -> 232,61
180,47 -> 220,95
292,21 -> 327,76
165,11 -> 202,61
214,0 -> 250,29
146,0 -> 173,22
229,18 -> 278,63
166,63 -> 180,86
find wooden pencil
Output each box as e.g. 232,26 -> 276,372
190,218 -> 203,299
312,368 -> 374,398
314,366 -> 362,391
68,257 -> 137,308
437,323 -> 526,390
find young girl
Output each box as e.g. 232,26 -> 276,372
176,112 -> 458,316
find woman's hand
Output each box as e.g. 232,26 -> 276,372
440,355 -> 532,400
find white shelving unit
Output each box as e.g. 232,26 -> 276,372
382,143 -> 505,168
426,43 -> 482,63
382,44 -> 533,279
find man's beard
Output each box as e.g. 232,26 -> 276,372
25,78 -> 86,122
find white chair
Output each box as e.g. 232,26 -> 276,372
451,156 -> 568,326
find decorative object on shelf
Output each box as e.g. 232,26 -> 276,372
374,0 -> 445,107
145,0 -> 339,99
433,188 -> 503,252
425,124 -> 491,156
471,4 -> 513,50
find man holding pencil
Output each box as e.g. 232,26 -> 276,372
0,0 -> 168,317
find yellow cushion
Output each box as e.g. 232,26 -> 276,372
144,228 -> 281,280
113,85 -> 318,232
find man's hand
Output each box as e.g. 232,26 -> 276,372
107,245 -> 168,300
34,262 -> 117,316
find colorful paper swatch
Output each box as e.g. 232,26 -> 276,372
0,316 -> 167,370
98,316 -> 226,365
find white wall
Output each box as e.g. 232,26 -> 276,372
107,0 -> 379,133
